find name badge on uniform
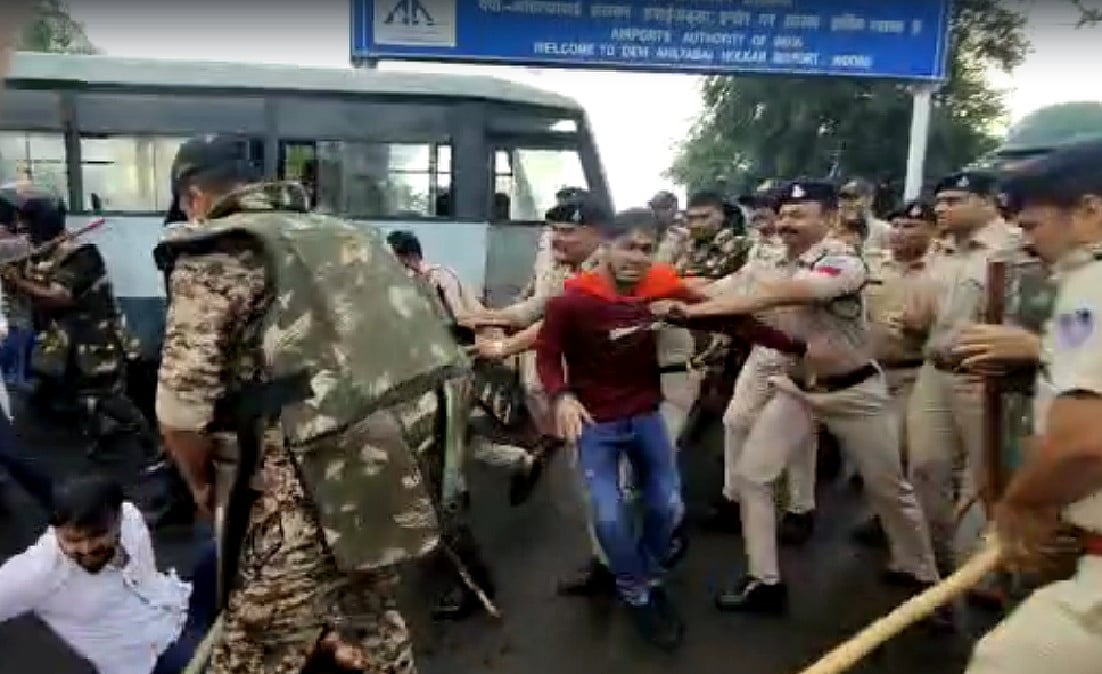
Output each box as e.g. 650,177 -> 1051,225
1056,307 -> 1094,350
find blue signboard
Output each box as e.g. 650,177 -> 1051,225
351,0 -> 952,81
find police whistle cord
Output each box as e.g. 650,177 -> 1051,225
795,538 -> 1003,674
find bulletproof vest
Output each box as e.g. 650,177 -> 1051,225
155,206 -> 470,571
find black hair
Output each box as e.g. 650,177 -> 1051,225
21,195 -> 67,244
49,475 -> 124,535
598,207 -> 660,240
687,190 -> 726,210
386,229 -> 422,258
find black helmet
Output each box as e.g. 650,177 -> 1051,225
0,186 -> 66,244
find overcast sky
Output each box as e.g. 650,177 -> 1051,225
68,0 -> 1102,207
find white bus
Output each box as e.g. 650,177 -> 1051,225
1,51 -> 611,358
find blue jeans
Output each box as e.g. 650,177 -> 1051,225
153,537 -> 218,674
0,327 -> 34,389
577,411 -> 683,605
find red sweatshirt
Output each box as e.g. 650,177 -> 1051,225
537,264 -> 805,423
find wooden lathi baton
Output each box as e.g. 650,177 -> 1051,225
796,539 -> 1003,674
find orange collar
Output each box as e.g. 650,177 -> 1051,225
565,263 -> 685,301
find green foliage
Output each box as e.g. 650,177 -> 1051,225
669,0 -> 1029,197
1069,0 -> 1102,26
19,0 -> 97,54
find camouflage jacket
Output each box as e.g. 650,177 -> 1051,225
22,239 -> 134,383
656,226 -> 752,280
155,182 -> 469,572
656,226 -> 753,371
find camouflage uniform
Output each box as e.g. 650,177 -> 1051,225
20,238 -> 147,443
655,226 -> 753,435
25,240 -> 134,384
155,182 -> 462,674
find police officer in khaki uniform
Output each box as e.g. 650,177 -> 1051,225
906,171 -> 1021,572
469,198 -> 614,595
837,178 -> 892,253
655,181 -> 939,615
964,139 -> 1102,674
855,200 -> 939,544
702,191 -> 819,545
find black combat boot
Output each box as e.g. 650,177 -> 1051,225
557,557 -> 616,597
714,576 -> 789,616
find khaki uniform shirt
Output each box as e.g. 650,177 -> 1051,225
924,220 -> 1022,362
1035,248 -> 1102,533
864,250 -> 934,367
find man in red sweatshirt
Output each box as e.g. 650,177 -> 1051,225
537,208 -> 808,650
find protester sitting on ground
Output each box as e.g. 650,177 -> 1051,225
0,474 -> 214,674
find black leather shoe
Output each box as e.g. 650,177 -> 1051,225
852,516 -> 887,548
779,511 -> 815,546
699,499 -> 742,533
557,558 -> 616,597
627,594 -> 684,651
715,577 -> 789,615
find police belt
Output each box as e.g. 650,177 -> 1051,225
795,363 -> 878,393
879,358 -> 925,371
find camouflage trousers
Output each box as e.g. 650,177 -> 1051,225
211,442 -> 416,674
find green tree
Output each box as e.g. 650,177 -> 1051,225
19,0 -> 97,54
669,0 -> 1029,197
1069,0 -> 1102,26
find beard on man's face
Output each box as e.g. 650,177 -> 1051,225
66,542 -> 118,574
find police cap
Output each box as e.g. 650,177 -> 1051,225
775,180 -> 838,210
999,138 -> 1102,213
171,134 -> 259,193
933,170 -> 998,197
887,199 -> 936,223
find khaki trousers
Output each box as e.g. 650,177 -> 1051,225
905,363 -> 985,565
732,368 -> 938,584
723,348 -> 816,514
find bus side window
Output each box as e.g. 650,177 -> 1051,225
280,140 -> 452,218
0,131 -> 68,201
279,141 -> 320,210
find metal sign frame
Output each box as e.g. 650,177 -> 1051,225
351,0 -> 953,82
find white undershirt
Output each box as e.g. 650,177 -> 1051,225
0,502 -> 191,674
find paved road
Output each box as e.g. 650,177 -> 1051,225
0,408 -> 991,674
